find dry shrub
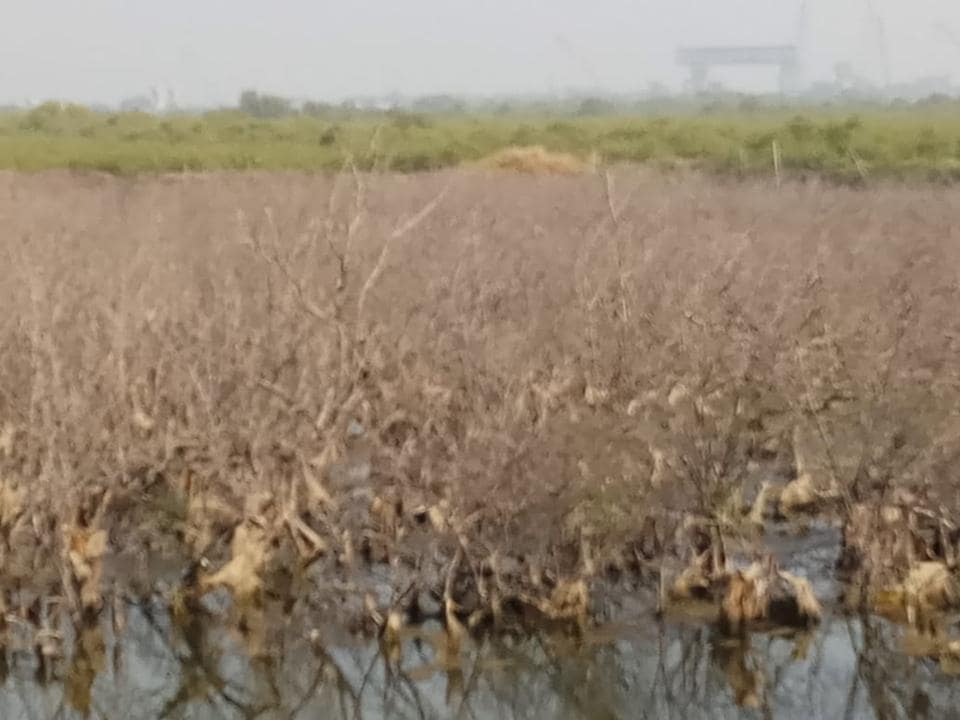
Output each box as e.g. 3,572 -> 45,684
477,145 -> 589,175
65,527 -> 108,616
199,521 -> 270,601
841,498 -> 960,622
778,473 -> 824,516
720,558 -> 821,633
0,169 -> 958,636
870,561 -> 958,630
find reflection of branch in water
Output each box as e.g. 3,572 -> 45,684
283,644 -> 347,719
709,631 -> 764,711
535,634 -> 609,719
247,655 -> 284,718
65,619 -> 106,716
644,626 -> 670,718
470,635 -> 540,719
654,624 -> 711,717
134,599 -> 263,720
846,613 -> 952,720
858,616 -> 900,720
17,595 -> 960,720
839,618 -> 865,720
481,631 -> 633,720
11,675 -> 69,720
325,640 -> 438,720
651,625 -> 677,718
380,660 -> 416,720
451,638 -> 489,720
303,640 -> 365,720
395,670 -> 431,720
800,622 -> 829,709
858,614 -> 925,720
349,646 -> 380,720
746,628 -> 819,714
320,638 -> 435,720
434,634 -> 534,719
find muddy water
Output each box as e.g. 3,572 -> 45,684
3,526 -> 959,719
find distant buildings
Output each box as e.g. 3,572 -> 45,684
120,86 -> 177,114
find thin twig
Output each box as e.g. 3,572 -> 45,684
356,183 -> 451,322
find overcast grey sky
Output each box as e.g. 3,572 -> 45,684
2,1 -> 959,106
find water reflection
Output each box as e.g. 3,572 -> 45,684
0,601 -> 958,719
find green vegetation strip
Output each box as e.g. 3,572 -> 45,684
3,102 -> 960,181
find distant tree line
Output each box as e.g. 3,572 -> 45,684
238,90 -> 294,119
233,87 -> 960,122
5,88 -> 959,123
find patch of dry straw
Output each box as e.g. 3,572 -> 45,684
476,145 -> 590,175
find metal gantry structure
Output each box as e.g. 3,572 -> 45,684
675,0 -> 892,95
675,45 -> 801,95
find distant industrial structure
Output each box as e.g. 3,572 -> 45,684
120,86 -> 177,114
674,1 -> 908,98
676,45 -> 801,95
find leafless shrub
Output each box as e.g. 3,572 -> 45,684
0,169 -> 958,638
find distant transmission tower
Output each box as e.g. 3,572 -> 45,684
554,34 -> 603,93
863,0 -> 891,89
794,0 -> 811,89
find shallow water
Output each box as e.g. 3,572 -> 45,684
1,597 -> 959,720
4,518 -> 958,719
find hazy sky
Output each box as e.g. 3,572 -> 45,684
3,0 -> 960,105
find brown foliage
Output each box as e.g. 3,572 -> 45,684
720,558 -> 822,633
0,169 -> 958,632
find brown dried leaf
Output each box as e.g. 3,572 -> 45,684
0,479 -> 25,529
0,423 -> 15,458
200,523 -> 270,600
